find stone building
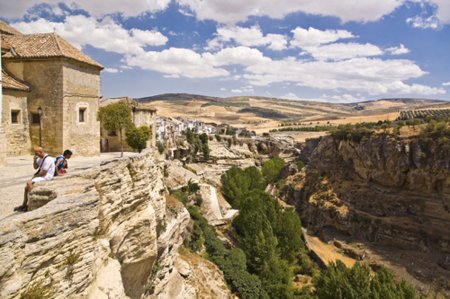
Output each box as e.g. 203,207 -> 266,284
100,97 -> 157,153
0,21 -> 103,159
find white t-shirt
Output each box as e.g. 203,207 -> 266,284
36,155 -> 55,180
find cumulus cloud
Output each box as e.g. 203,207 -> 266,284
12,15 -> 168,55
206,26 -> 287,51
125,48 -> 229,78
104,67 -> 121,73
291,27 -> 355,48
177,0 -> 404,24
1,0 -> 170,19
304,43 -> 383,61
386,44 -> 410,55
242,56 -> 445,95
442,82 -> 450,86
323,93 -> 364,103
406,15 -> 441,29
231,85 -> 254,93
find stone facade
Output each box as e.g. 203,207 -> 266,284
1,90 -> 31,155
0,23 -> 103,158
3,59 -> 101,156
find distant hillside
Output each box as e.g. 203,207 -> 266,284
134,93 -> 449,133
136,93 -> 220,103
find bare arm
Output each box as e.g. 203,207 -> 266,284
33,156 -> 39,169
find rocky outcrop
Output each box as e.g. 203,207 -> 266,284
282,134 -> 450,294
0,150 -> 194,299
286,135 -> 450,252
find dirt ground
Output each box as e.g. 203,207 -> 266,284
0,152 -> 139,220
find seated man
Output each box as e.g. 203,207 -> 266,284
14,146 -> 55,212
54,149 -> 72,176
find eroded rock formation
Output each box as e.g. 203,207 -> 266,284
282,134 -> 450,294
0,150 -> 229,299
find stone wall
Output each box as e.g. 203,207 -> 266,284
0,150 -> 190,299
5,60 -> 64,155
3,58 -> 101,156
62,61 -> 100,156
1,90 -> 31,155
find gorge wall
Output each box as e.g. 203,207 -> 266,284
0,151 -> 231,299
282,134 -> 450,292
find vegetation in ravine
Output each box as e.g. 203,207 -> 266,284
184,128 -> 210,162
173,157 -> 419,299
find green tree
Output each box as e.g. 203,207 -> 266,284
244,166 -> 267,191
262,157 -> 286,183
233,210 -> 278,274
125,125 -> 151,153
98,101 -> 132,157
221,167 -> 251,206
313,261 -> 418,299
275,208 -> 304,263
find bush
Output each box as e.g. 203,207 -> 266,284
156,141 -> 165,154
215,134 -> 222,141
262,157 -> 286,183
126,125 -> 151,153
313,261 -> 418,299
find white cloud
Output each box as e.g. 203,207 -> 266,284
125,48 -> 229,78
406,15 -> 441,29
177,0 -> 404,24
206,26 -> 287,51
431,0 -> 450,24
12,15 -> 168,55
242,56 -> 445,95
231,85 -> 254,93
207,46 -> 271,66
442,82 -> 450,86
104,67 -> 120,73
291,27 -> 355,48
1,0 -> 171,19
386,44 -> 410,55
305,43 -> 383,61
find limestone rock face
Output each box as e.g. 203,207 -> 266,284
156,253 -> 234,299
0,150 -> 194,299
286,135 -> 450,253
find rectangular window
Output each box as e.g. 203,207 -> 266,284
79,107 -> 86,123
31,113 -> 41,125
11,110 -> 20,124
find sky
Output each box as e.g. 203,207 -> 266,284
1,0 -> 450,102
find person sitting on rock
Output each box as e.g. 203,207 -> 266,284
14,146 -> 55,212
54,149 -> 72,176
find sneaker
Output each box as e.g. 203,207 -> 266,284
13,205 -> 28,212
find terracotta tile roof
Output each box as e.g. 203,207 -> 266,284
1,35 -> 11,51
0,21 -> 22,35
3,33 -> 103,69
2,69 -> 30,91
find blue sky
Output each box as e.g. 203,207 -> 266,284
1,0 -> 449,102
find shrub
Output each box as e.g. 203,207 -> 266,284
313,261 -> 418,299
126,125 -> 150,153
262,157 -> 285,183
156,141 -> 165,154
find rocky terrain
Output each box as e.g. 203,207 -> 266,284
282,134 -> 450,296
0,150 -> 231,299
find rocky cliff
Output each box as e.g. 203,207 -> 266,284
0,150 -> 231,299
282,134 -> 450,293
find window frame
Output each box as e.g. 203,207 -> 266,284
11,109 -> 21,125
